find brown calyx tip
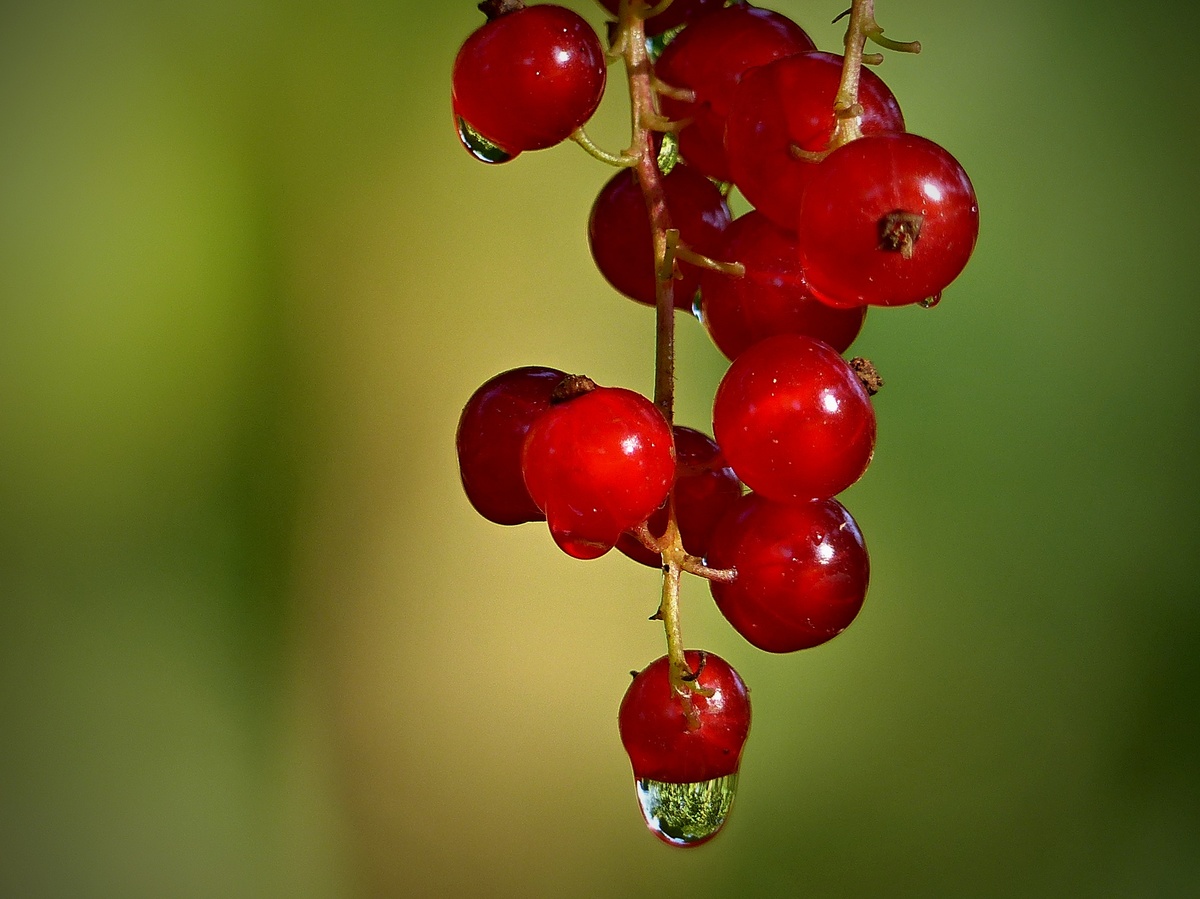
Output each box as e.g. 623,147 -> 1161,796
550,373 -> 597,404
878,209 -> 924,259
477,0 -> 524,21
849,357 -> 884,395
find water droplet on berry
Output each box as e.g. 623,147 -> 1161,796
919,292 -> 942,309
634,773 -> 739,847
456,117 -> 514,164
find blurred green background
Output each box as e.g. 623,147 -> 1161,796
1,0 -> 1197,896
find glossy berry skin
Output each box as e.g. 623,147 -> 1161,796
522,384 -> 674,560
797,132 -> 979,307
619,650 -> 751,783
617,426 -> 743,568
706,494 -> 869,652
655,5 -> 815,182
599,0 -> 725,37
699,211 -> 866,361
456,365 -> 566,525
712,334 -> 876,502
451,5 -> 606,158
589,163 -> 731,310
725,51 -> 904,229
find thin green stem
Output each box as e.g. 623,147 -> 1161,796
828,0 -> 921,152
571,128 -> 637,167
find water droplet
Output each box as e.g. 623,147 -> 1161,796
919,292 -> 942,309
634,774 -> 738,847
456,117 -> 514,164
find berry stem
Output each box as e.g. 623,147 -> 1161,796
829,0 -> 920,152
571,127 -> 637,168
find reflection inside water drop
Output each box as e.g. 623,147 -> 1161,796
455,117 -> 514,164
634,773 -> 738,847
919,292 -> 943,308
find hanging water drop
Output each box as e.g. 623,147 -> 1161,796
919,292 -> 942,308
456,117 -> 515,164
634,773 -> 739,847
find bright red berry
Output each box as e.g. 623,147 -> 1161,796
588,162 -> 731,310
796,132 -> 979,307
725,51 -> 904,229
655,5 -> 815,181
522,378 -> 674,559
712,334 -> 876,502
456,365 -> 566,525
598,0 -> 725,37
451,4 -> 606,161
617,426 -> 743,568
706,494 -> 869,652
698,211 -> 866,361
619,650 -> 751,846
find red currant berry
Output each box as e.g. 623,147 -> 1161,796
451,3 -> 606,161
712,334 -> 876,502
598,0 -> 725,37
698,211 -> 866,361
796,132 -> 979,307
706,494 -> 869,652
522,378 -> 674,559
588,162 -> 731,310
725,51 -> 904,229
655,5 -> 815,181
617,426 -> 743,568
619,650 -> 750,846
456,365 -> 566,525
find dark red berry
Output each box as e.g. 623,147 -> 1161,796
725,51 -> 905,229
698,211 -> 866,360
712,334 -> 876,502
617,426 -> 743,568
451,4 -> 606,160
456,366 -> 566,525
522,382 -> 674,559
706,494 -> 869,652
797,132 -> 979,307
655,5 -> 815,181
619,650 -> 750,784
599,0 -> 725,37
588,163 -> 731,310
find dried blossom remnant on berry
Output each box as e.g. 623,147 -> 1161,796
549,373 -> 597,404
878,209 -> 923,258
477,0 -> 523,21
849,357 -> 884,395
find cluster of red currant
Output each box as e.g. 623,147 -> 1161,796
452,0 -> 978,847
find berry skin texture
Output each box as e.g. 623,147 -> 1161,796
706,494 -> 869,652
797,132 -> 979,307
712,334 -> 876,503
617,426 -> 743,568
655,5 -> 815,182
588,163 -> 731,310
522,383 -> 674,560
725,51 -> 905,230
698,210 -> 866,361
456,365 -> 566,525
618,651 -> 751,784
451,5 -> 606,158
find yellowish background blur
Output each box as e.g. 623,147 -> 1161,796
1,1 -> 1197,896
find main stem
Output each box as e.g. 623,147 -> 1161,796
617,0 -> 692,690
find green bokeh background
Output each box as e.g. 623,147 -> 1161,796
1,1 -> 1197,896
